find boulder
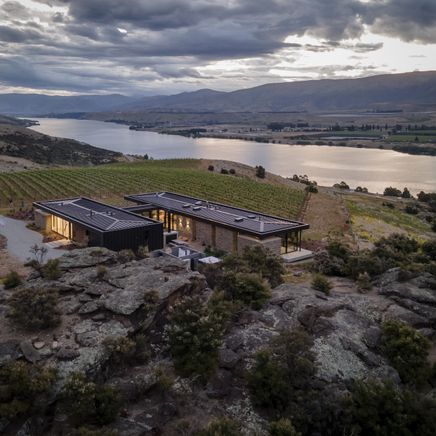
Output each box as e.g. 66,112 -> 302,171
20,340 -> 41,363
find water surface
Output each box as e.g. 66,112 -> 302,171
30,118 -> 436,194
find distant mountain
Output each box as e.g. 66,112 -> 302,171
121,71 -> 436,113
0,94 -> 136,116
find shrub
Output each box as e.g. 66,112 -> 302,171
422,240 -> 436,261
334,181 -> 350,190
404,205 -> 418,214
199,263 -> 224,289
241,245 -> 285,288
402,187 -> 411,198
305,184 -> 318,193
76,427 -> 117,436
7,287 -> 60,330
229,168 -> 236,175
346,380 -> 436,436
383,186 -> 402,197
165,296 -> 224,379
103,336 -> 136,366
95,265 -> 107,280
118,249 -> 135,263
63,373 -> 120,425
3,270 -> 21,289
198,418 -> 242,435
207,165 -> 214,171
41,258 -> 62,280
356,272 -> 372,293
218,271 -> 270,310
269,419 -> 300,436
311,274 -> 332,295
381,320 -> 431,385
255,165 -> 266,178
247,330 -> 315,412
220,168 -> 229,174
0,361 -> 56,420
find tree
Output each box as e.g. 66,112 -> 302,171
383,187 -> 402,197
381,320 -> 431,385
311,273 -> 332,295
255,165 -> 266,178
402,187 -> 411,198
165,296 -> 224,378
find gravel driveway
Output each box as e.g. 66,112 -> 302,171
0,216 -> 66,262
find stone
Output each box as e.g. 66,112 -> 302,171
92,313 -> 106,321
56,348 -> 80,361
78,301 -> 99,314
218,347 -> 240,369
206,369 -> 232,398
20,340 -> 41,363
33,341 -> 45,349
0,340 -> 22,364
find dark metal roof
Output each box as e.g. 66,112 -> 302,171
34,197 -> 158,232
125,192 -> 309,236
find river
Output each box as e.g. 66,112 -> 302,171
29,118 -> 436,194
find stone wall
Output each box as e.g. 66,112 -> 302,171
237,234 -> 282,255
195,220 -> 214,246
215,226 -> 236,253
34,209 -> 51,232
72,224 -> 88,246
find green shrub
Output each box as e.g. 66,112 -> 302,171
103,336 -> 136,366
356,272 -> 372,293
76,427 -> 117,436
269,419 -> 300,436
63,373 -> 120,425
41,258 -> 62,280
381,320 -> 431,385
3,270 -> 21,289
218,271 -> 270,310
255,165 -> 266,178
422,239 -> 436,261
247,330 -> 315,412
7,287 -> 60,330
346,380 -> 436,436
311,274 -> 332,294
198,417 -> 241,435
95,265 -> 107,280
0,361 -> 56,420
165,296 -> 224,379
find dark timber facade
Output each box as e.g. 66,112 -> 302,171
125,192 -> 309,255
33,197 -> 163,252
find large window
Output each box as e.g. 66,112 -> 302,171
51,215 -> 71,238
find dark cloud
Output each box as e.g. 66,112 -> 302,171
0,0 -> 435,94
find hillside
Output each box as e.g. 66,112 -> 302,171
0,94 -> 135,116
117,71 -> 436,113
0,123 -> 121,167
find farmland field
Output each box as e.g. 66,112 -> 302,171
0,159 -> 306,219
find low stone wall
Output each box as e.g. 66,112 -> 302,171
215,226 -> 236,253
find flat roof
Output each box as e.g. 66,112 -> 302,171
34,197 -> 159,233
124,192 -> 308,236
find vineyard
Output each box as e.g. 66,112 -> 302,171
0,160 -> 305,219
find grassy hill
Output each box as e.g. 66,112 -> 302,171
0,159 -> 305,219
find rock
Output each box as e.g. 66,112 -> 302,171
78,294 -> 93,303
74,319 -> 130,347
362,326 -> 382,349
0,340 -> 22,364
56,348 -> 80,361
58,297 -> 81,315
33,341 -> 45,349
92,313 -> 106,321
20,340 -> 41,363
384,303 -> 430,327
57,247 -> 117,269
51,341 -> 59,350
206,369 -> 232,398
79,301 -> 99,314
218,347 -> 240,369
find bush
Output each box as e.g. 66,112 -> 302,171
247,330 -> 315,412
383,186 -> 402,197
404,205 -> 418,214
41,258 -> 62,280
422,240 -> 436,261
103,336 -> 136,366
229,168 -> 236,175
356,272 -> 372,293
7,287 -> 60,330
311,274 -> 332,294
198,418 -> 241,435
305,184 -> 318,193
220,168 -> 229,174
269,419 -> 300,436
165,296 -> 224,379
346,380 -> 436,436
208,165 -> 214,171
95,265 -> 107,280
255,165 -> 266,178
0,361 -> 56,420
381,320 -> 431,385
3,270 -> 21,289
218,271 -> 270,310
402,187 -> 411,198
63,373 -> 120,425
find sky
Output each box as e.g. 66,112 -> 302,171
0,0 -> 435,96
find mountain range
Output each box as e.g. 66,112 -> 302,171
0,71 -> 435,115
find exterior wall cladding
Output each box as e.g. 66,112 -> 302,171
192,218 -> 282,255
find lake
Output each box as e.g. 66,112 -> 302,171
30,118 -> 436,194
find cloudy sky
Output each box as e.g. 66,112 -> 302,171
0,0 -> 435,96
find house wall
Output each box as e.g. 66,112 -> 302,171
34,209 -> 51,232
72,224 -> 89,246
237,234 -> 282,255
215,226 -> 237,253
195,220 -> 214,246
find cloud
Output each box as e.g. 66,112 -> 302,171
0,0 -> 434,94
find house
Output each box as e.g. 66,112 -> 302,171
33,197 -> 163,252
124,192 -> 308,256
